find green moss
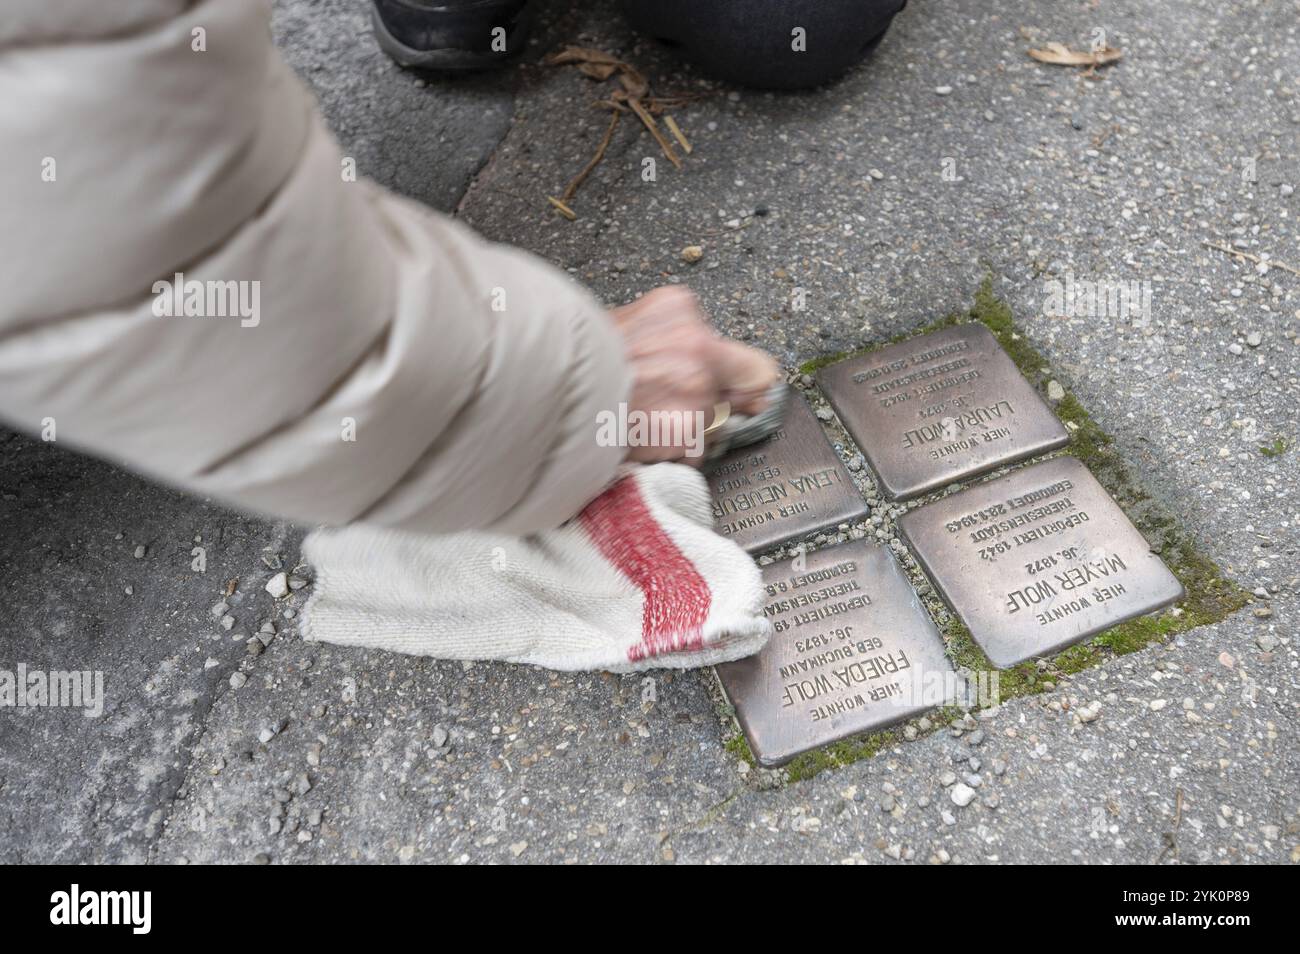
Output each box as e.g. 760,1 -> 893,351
723,731 -> 756,766
785,729 -> 901,782
740,274 -> 1249,784
1259,437 -> 1289,458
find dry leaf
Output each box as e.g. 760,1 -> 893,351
618,68 -> 650,100
1028,42 -> 1122,68
546,45 -> 693,216
547,46 -> 624,67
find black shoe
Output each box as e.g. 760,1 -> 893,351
619,0 -> 906,89
371,0 -> 534,71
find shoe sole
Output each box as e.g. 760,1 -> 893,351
371,5 -> 533,71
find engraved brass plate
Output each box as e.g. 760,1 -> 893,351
716,540 -> 954,767
817,324 -> 1069,501
898,456 -> 1184,668
706,394 -> 869,554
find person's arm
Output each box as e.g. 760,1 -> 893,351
0,0 -> 702,534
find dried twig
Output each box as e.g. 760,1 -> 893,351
1203,239 -> 1300,277
1155,788 -> 1183,864
664,114 -> 693,155
545,44 -> 692,216
560,111 -> 621,202
628,97 -> 682,169
546,196 -> 577,220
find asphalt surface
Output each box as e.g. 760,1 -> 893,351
0,0 -> 1295,863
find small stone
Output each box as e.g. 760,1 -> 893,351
939,770 -> 957,787
1228,343 -> 1244,356
1047,380 -> 1065,402
1149,699 -> 1168,712
229,672 -> 248,689
258,727 -> 276,744
133,545 -> 146,559
1245,331 -> 1263,347
510,841 -> 528,857
680,245 -> 704,264
1281,184 -> 1295,197
950,783 -> 977,807
934,85 -> 953,96
1254,606 -> 1273,619
1218,651 -> 1235,669
220,614 -> 235,631
868,168 -> 885,180
288,574 -> 310,591
432,724 -> 450,748
210,601 -> 230,618
265,573 -> 289,598
203,657 -> 220,670
246,638 -> 264,657
879,794 -> 896,813
966,728 -> 986,746
251,852 -> 271,865
294,773 -> 312,795
1256,633 -> 1278,652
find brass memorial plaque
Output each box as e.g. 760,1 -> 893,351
898,456 -> 1184,668
716,541 -> 954,767
706,394 -> 869,554
817,324 -> 1069,501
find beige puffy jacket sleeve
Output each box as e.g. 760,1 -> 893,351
0,0 -> 630,534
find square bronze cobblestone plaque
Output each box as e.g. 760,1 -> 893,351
898,456 -> 1184,669
817,323 -> 1069,501
716,540 -> 954,768
706,393 -> 869,554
